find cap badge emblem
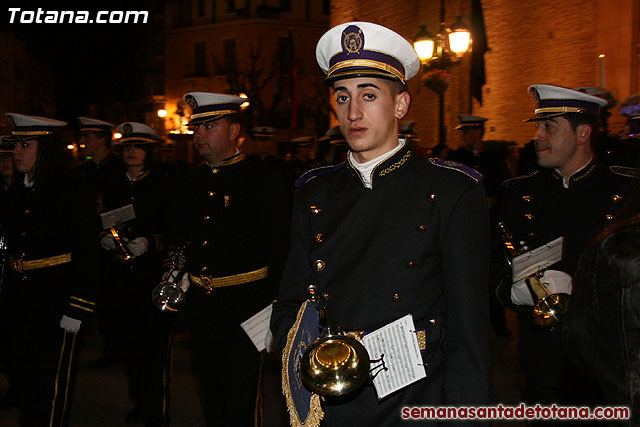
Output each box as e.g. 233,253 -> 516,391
185,94 -> 198,109
342,25 -> 364,55
123,123 -> 133,135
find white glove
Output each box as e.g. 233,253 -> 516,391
163,270 -> 190,292
127,237 -> 148,256
541,270 -> 572,294
511,270 -> 573,306
100,233 -> 116,251
511,279 -> 535,306
60,315 -> 82,334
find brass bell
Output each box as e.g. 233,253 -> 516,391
299,291 -> 370,396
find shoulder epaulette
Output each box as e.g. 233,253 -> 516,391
610,165 -> 640,179
501,170 -> 540,187
427,158 -> 483,183
295,163 -> 345,188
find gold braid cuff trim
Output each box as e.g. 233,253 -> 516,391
189,266 -> 268,292
10,253 -> 71,273
69,303 -> 94,313
282,301 -> 324,427
70,296 -> 95,306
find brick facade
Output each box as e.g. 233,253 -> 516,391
331,0 -> 638,148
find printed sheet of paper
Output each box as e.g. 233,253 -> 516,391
241,304 -> 273,352
362,314 -> 426,400
100,204 -> 136,229
512,236 -> 564,282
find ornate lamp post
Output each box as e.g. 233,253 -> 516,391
414,0 -> 472,147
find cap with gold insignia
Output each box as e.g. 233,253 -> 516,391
182,92 -> 245,125
6,113 -> 68,136
454,114 -> 488,130
77,117 -> 114,134
292,136 -> 313,148
113,122 -> 161,145
526,84 -> 607,121
251,126 -> 276,140
316,22 -> 420,85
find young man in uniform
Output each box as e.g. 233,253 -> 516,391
272,22 -> 491,425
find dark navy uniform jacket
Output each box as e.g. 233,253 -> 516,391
272,143 -> 491,424
494,162 -> 638,309
492,161 -> 638,407
169,153 -> 291,308
1,172 -> 97,320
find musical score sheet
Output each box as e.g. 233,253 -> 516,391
362,314 -> 426,400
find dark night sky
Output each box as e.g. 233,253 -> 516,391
1,1 -> 159,121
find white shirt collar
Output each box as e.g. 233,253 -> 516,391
23,174 -> 34,188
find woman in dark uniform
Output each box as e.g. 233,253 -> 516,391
99,122 -> 172,427
0,113 -> 96,426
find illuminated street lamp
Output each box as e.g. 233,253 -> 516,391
448,15 -> 472,55
413,26 -> 435,62
414,0 -> 472,147
239,93 -> 250,110
157,109 -> 168,118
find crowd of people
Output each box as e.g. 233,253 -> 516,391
1,20 -> 640,427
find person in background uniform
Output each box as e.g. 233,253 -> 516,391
74,117 -> 123,191
99,122 -> 172,426
291,136 -> 317,177
493,85 -> 639,416
448,114 -> 509,338
448,114 -> 503,216
250,126 -> 296,192
72,117 -> 124,370
499,142 -> 521,181
157,139 -> 189,177
166,92 -> 290,426
399,120 -> 430,158
0,113 -> 96,426
321,125 -> 349,166
271,22 -> 490,426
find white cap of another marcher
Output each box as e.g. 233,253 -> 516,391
6,113 -> 68,136
182,92 -> 245,125
113,122 -> 160,145
526,84 -> 608,121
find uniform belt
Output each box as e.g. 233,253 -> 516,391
189,266 -> 269,294
10,253 -> 72,273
